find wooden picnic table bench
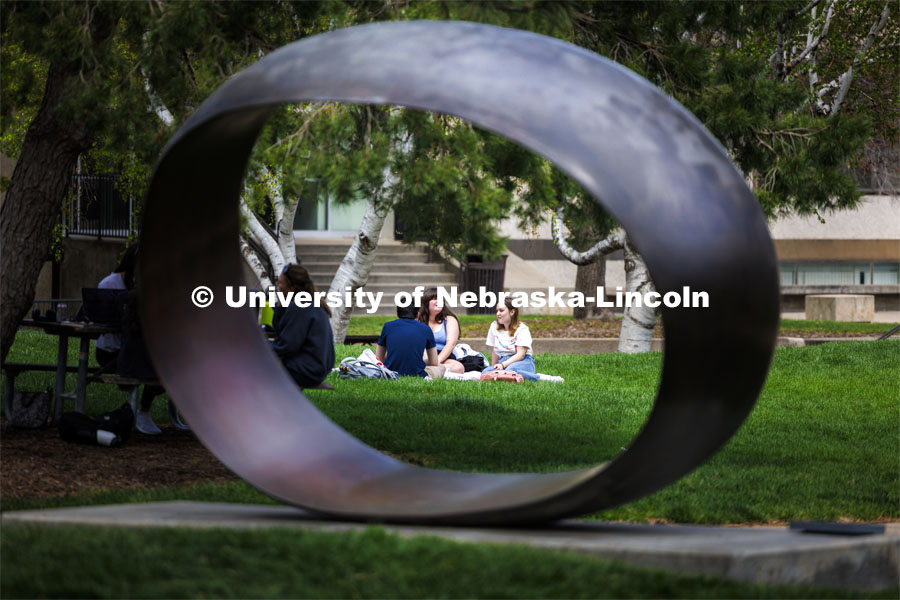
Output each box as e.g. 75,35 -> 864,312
7,319 -> 116,424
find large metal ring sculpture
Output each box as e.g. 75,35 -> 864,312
140,21 -> 780,524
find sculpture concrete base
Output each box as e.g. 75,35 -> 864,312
4,502 -> 897,591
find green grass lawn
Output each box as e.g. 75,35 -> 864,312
2,329 -> 897,523
2,524 -> 895,600
346,314 -> 898,337
2,329 -> 897,597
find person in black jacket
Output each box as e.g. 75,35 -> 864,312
271,264 -> 335,388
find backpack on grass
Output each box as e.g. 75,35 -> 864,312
337,357 -> 399,380
59,403 -> 134,447
7,389 -> 52,429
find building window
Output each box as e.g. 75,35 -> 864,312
874,263 -> 900,285
779,262 -> 900,286
292,179 -> 368,233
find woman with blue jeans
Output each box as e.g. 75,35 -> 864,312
482,297 -> 540,382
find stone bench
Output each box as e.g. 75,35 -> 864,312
805,294 -> 874,322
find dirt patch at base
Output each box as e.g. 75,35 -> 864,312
1,423 -> 238,500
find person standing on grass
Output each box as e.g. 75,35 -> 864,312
481,297 -> 540,382
417,287 -> 465,374
271,264 -> 335,389
376,303 -> 443,378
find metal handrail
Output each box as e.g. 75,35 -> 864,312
877,324 -> 900,340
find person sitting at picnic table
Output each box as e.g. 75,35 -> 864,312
417,287 -> 465,374
481,297 -> 540,382
376,303 -> 443,378
118,287 -> 168,435
94,244 -> 138,373
270,264 -> 335,389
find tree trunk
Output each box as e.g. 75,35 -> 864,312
573,257 -> 606,319
328,198 -> 389,343
617,236 -> 659,354
1,60 -> 92,363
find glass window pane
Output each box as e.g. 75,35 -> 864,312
873,263 -> 900,285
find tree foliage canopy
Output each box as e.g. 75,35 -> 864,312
2,0 -> 895,257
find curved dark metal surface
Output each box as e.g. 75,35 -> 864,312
140,21 -> 780,524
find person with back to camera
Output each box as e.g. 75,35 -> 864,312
94,244 -> 138,373
118,284 -> 170,434
271,264 -> 335,388
376,302 -> 443,378
481,297 -> 540,382
417,287 -> 465,374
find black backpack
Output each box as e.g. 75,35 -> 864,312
59,403 -> 134,447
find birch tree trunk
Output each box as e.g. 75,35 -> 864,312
240,237 -> 273,290
328,198 -> 390,343
618,236 -> 660,354
552,206 -> 658,352
238,166 -> 299,288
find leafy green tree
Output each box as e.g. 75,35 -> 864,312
545,1 -> 895,350
0,0 -> 330,361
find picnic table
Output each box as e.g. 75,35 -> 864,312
9,319 -> 117,424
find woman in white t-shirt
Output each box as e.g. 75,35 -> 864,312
482,297 -> 539,381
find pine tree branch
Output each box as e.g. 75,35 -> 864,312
265,103 -> 330,155
550,205 -> 625,265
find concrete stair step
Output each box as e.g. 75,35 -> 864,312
297,244 -> 428,256
315,283 -> 461,297
345,273 -> 457,285
299,252 -> 427,263
309,269 -> 457,285
304,263 -> 451,275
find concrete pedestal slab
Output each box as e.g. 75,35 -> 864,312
806,294 -> 875,322
3,502 -> 897,591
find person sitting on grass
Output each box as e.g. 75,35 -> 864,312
481,297 -> 540,382
271,264 -> 335,389
376,303 -> 443,378
417,287 -> 465,374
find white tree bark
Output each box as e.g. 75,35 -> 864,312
327,132 -> 410,343
790,0 -> 835,74
806,1 -> 891,115
550,206 -> 625,264
617,237 -> 659,354
551,206 -> 658,353
240,236 -> 272,290
240,199 -> 285,274
262,167 -> 298,265
829,1 -> 891,116
328,196 -> 391,343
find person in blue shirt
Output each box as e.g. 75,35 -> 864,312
376,303 -> 442,377
271,264 -> 335,388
